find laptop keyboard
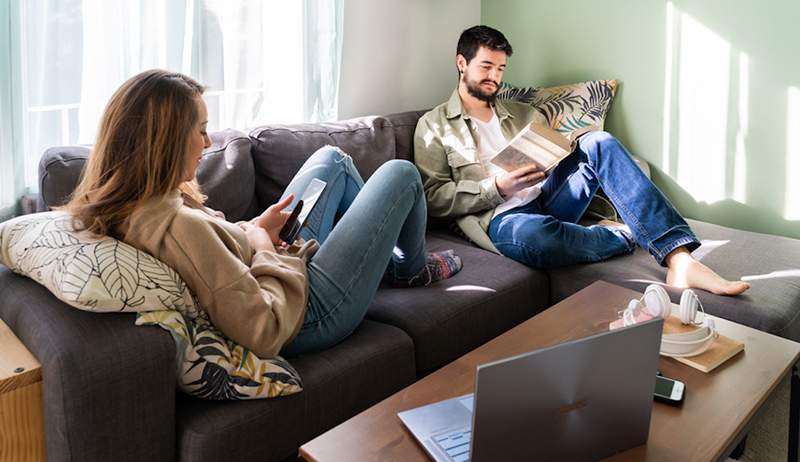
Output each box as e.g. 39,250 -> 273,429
432,426 -> 472,462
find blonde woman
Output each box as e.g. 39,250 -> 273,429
67,69 -> 462,357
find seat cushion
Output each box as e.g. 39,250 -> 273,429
366,231 -> 551,376
547,219 -> 800,341
175,320 -> 415,462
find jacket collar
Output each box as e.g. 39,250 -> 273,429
445,88 -> 514,121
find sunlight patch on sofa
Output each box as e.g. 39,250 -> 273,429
445,285 -> 496,293
741,269 -> 800,282
691,239 -> 730,261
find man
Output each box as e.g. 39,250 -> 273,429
413,25 -> 749,295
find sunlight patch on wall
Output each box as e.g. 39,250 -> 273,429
660,2 -> 676,171
733,53 -> 749,203
786,86 -> 800,220
675,11 -> 731,204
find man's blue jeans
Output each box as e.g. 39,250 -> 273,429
280,147 -> 428,356
488,131 -> 699,269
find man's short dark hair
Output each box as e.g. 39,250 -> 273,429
457,25 -> 513,63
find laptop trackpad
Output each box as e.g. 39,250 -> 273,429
458,395 -> 474,413
398,394 -> 474,438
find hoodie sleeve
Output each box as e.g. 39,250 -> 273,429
162,211 -> 309,359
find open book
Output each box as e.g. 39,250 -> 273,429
489,123 -> 598,172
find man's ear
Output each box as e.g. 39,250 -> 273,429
456,54 -> 467,74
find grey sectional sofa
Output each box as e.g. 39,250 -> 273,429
1,110 -> 799,462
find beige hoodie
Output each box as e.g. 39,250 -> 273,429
120,190 -> 317,358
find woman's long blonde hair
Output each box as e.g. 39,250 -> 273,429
66,69 -> 206,238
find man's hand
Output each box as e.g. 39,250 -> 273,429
495,165 -> 545,197
253,194 -> 294,244
240,222 -> 276,253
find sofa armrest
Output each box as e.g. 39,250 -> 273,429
629,154 -> 651,179
0,267 -> 176,462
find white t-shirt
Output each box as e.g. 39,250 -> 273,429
472,111 -> 542,219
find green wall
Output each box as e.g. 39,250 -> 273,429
482,0 -> 800,239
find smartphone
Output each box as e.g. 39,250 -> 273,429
654,375 -> 685,405
278,199 -> 304,243
277,179 -> 328,244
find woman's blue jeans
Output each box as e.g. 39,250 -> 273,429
488,131 -> 699,269
280,147 -> 428,356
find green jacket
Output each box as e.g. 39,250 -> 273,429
414,89 -> 546,253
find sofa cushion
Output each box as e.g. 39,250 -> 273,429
197,129 -> 261,221
249,116 -> 399,207
547,219 -> 800,341
383,110 -> 428,162
497,79 -> 618,138
35,129 -> 257,222
0,211 -> 197,314
366,231 -> 551,376
175,320 -> 415,462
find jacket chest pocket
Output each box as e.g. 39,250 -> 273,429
447,149 -> 485,179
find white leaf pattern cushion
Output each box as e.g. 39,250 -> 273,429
0,211 -> 302,399
0,211 -> 198,314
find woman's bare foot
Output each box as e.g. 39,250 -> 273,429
665,248 -> 750,295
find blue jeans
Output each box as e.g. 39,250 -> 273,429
488,131 -> 699,269
279,147 -> 428,356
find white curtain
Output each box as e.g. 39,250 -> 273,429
0,0 -> 343,216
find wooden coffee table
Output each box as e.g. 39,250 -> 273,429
300,281 -> 800,462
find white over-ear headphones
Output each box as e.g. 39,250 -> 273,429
620,284 -> 718,358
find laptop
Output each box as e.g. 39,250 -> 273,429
398,318 -> 663,462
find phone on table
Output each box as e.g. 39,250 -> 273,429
654,374 -> 685,405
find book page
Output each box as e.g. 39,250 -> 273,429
490,123 -> 573,172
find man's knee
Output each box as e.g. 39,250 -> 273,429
495,215 -> 564,265
578,131 -> 629,165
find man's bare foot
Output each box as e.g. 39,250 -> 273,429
665,248 -> 750,296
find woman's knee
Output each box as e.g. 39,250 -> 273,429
307,145 -> 350,166
374,159 -> 422,191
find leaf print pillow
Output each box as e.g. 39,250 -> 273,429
0,211 -> 199,315
497,80 -> 618,137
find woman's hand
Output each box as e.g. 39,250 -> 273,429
240,222 -> 276,253
253,194 -> 295,244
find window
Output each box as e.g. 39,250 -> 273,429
0,0 -> 342,218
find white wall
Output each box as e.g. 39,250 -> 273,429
337,0 -> 480,119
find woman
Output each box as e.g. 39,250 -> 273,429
66,69 -> 462,358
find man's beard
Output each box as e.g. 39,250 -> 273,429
463,73 -> 499,103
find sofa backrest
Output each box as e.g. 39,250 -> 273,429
37,129 -> 259,222
248,110 -> 425,208
36,110 -> 425,221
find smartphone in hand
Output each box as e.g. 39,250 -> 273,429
278,200 -> 303,244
